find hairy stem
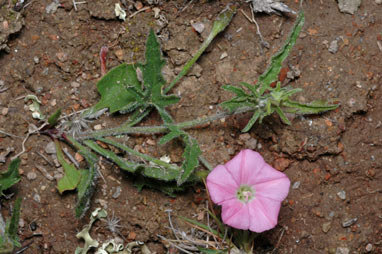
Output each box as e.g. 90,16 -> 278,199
77,107 -> 251,140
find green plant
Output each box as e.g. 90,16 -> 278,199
48,7 -> 338,218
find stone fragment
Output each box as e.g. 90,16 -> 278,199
27,171 -> 37,180
337,190 -> 346,200
322,221 -> 331,233
342,218 -> 357,227
329,40 -> 338,54
337,0 -> 361,14
45,142 -> 56,154
336,247 -> 349,254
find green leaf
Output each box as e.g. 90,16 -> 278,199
222,85 -> 247,97
241,110 -> 261,132
66,137 -> 99,218
142,29 -> 166,96
274,105 -> 291,125
89,138 -> 181,181
48,108 -> 61,127
283,100 -> 339,114
6,197 -> 21,248
259,11 -> 305,94
133,176 -> 185,197
158,125 -> 183,145
91,63 -> 142,114
178,137 -> 201,186
55,140 -> 82,194
0,159 -> 21,195
83,140 -> 139,173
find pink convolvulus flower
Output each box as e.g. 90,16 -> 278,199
206,149 -> 290,233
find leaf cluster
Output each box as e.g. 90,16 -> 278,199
221,11 -> 339,132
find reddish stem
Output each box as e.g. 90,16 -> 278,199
99,46 -> 109,77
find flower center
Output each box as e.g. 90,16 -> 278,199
236,185 -> 255,203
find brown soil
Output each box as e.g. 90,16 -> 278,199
0,0 -> 381,253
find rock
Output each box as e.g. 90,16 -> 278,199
273,158 -> 291,171
365,243 -> 373,252
45,142 -> 56,154
342,218 -> 357,227
337,0 -> 361,14
27,171 -> 37,180
239,133 -> 251,141
33,193 -> 41,203
337,190 -> 346,200
328,40 -> 339,54
292,181 -> 300,189
245,138 -> 258,150
322,221 -> 331,233
191,22 -> 205,34
112,186 -> 122,199
336,247 -> 349,254
71,81 -> 80,88
376,0 -> 382,4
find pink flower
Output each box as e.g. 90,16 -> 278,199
206,149 -> 290,233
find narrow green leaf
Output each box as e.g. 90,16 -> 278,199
55,140 -> 82,194
6,197 -> 21,247
133,176 -> 185,197
153,95 -> 180,108
48,108 -> 61,127
158,130 -> 182,145
241,110 -> 261,132
90,63 -> 143,114
66,136 -> 99,218
274,106 -> 291,125
164,4 -> 236,94
93,138 -> 181,181
283,100 -> 339,114
178,216 -> 221,238
154,105 -> 174,124
83,140 -> 139,173
259,11 -> 305,94
222,85 -> 247,97
178,139 -> 201,186
240,82 -> 259,96
142,29 -> 166,96
0,159 -> 21,195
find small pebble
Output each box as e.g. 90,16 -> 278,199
337,190 -> 346,200
245,138 -> 258,150
112,186 -> 122,199
322,221 -> 331,233
33,56 -> 39,64
45,142 -> 56,154
239,133 -> 251,141
191,22 -> 205,33
336,247 -> 349,254
1,107 -> 8,116
71,81 -> 80,88
94,124 -> 102,130
33,193 -> 41,203
376,0 -> 382,4
365,243 -> 373,252
27,172 -> 37,180
30,221 -> 38,231
220,52 -> 228,60
19,218 -> 25,228
292,181 -> 300,189
342,217 -> 357,227
328,40 -> 338,54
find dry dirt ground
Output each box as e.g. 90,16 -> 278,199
0,0 -> 382,253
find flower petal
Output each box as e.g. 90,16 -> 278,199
207,165 -> 238,204
247,163 -> 288,186
240,150 -> 266,185
225,149 -> 266,185
247,197 -> 281,233
255,176 -> 290,201
220,199 -> 250,230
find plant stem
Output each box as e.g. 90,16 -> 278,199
164,5 -> 236,94
77,107 -> 251,140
